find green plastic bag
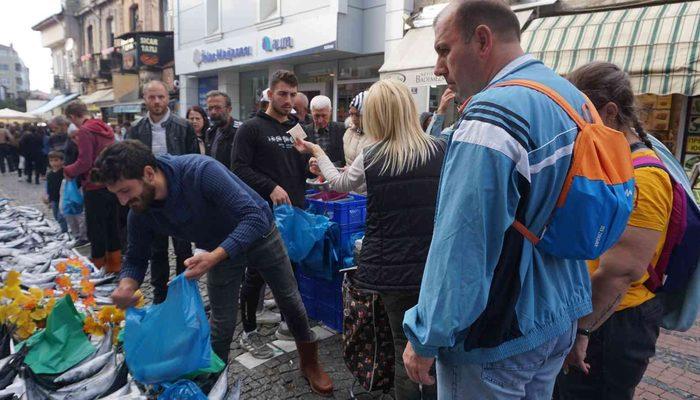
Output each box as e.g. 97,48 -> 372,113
182,350 -> 225,379
23,296 -> 96,374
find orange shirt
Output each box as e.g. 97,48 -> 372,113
587,148 -> 673,311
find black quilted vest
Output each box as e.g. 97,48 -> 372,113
354,140 -> 446,291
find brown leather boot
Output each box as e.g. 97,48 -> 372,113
296,340 -> 334,397
91,256 -> 106,270
105,250 -> 122,273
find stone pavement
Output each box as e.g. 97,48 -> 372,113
1,170 -> 699,399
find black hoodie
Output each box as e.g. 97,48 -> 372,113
231,110 -> 309,208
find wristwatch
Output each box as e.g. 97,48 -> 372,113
576,328 -> 592,337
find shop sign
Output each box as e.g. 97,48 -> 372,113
687,136 -> 700,154
414,70 -> 445,86
262,36 -> 294,52
194,47 -> 253,66
121,34 -> 174,71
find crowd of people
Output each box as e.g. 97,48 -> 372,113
15,0 -> 696,399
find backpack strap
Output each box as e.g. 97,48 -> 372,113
489,79 -> 602,246
632,155 -> 670,173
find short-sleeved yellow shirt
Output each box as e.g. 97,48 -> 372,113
587,148 -> 673,311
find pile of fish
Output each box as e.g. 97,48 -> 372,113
0,200 -> 241,399
0,331 -> 149,400
0,199 -> 117,306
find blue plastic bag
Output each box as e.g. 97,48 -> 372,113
62,179 -> 83,216
275,205 -> 331,262
158,380 -> 208,400
124,274 -> 211,384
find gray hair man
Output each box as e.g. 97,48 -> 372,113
302,95 -> 346,166
126,80 -> 198,304
402,1 -> 596,399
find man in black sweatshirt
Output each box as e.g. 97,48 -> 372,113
231,70 -> 312,360
232,70 -> 309,208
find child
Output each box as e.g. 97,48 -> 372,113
44,151 -> 68,233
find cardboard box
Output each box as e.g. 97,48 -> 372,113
650,110 -> 670,131
637,94 -> 657,110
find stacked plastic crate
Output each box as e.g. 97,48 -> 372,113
297,192 -> 366,331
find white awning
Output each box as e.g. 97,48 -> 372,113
79,88 -> 114,105
379,10 -> 534,86
29,93 -> 79,116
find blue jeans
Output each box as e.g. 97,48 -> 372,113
436,322 -> 576,400
50,201 -> 68,233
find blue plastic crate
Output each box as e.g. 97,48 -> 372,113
295,269 -> 343,332
305,192 -> 367,229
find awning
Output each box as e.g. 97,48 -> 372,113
379,9 -> 534,86
79,88 -> 114,106
112,101 -> 143,114
521,2 -> 700,96
0,108 -> 41,122
29,93 -> 79,116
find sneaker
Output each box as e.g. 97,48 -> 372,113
263,298 -> 276,310
255,309 -> 281,325
274,322 -> 318,342
239,331 -> 274,359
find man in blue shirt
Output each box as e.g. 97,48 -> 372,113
402,1 -> 593,398
100,140 -> 333,396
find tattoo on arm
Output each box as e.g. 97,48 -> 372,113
587,293 -> 623,331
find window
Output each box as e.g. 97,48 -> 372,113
239,70 -> 268,119
15,77 -> 22,85
206,0 -> 220,36
160,0 -> 169,30
14,63 -> 21,72
87,25 -> 94,53
130,5 -> 139,31
259,0 -> 280,21
106,17 -> 115,47
0,65 -> 8,71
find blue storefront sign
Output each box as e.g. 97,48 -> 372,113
198,76 -> 219,108
262,36 -> 294,52
193,46 -> 253,66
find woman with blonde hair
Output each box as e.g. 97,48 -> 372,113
295,78 -> 445,399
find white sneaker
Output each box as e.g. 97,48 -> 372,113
255,309 -> 281,325
263,298 -> 276,310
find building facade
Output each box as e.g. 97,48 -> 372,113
174,0 -> 400,121
0,45 -> 30,101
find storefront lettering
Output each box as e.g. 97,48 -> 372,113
262,36 -> 294,52
414,71 -> 444,85
140,37 -> 159,53
194,47 -> 253,65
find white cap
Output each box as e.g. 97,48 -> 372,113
260,88 -> 270,103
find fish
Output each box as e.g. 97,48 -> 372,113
54,352 -> 119,399
95,381 -> 130,399
54,351 -> 114,385
224,379 -> 241,400
207,366 -> 229,400
0,374 -> 25,398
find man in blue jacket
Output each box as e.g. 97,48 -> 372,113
402,1 -> 593,398
100,140 -> 334,396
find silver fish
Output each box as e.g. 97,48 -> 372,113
55,353 -> 118,400
95,381 -> 130,399
224,379 -> 241,400
207,366 -> 229,400
0,375 -> 25,398
54,351 -> 114,385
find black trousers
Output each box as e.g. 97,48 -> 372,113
150,234 -> 193,304
555,296 -> 664,400
0,144 -> 15,173
83,188 -> 121,260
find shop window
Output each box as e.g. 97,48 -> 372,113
338,55 -> 383,81
206,0 -> 220,36
239,70 -> 269,119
